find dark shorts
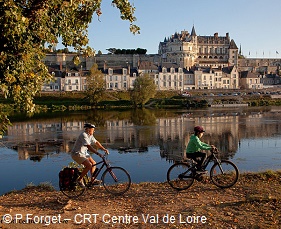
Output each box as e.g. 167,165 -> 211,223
186,152 -> 206,164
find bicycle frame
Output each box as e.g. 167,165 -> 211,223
89,156 -> 118,185
167,149 -> 239,190
185,150 -> 221,172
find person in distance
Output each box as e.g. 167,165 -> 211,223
71,123 -> 109,187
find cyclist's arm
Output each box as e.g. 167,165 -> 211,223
194,137 -> 212,150
86,144 -> 103,157
95,141 -> 109,155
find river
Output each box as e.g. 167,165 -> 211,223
1,106 -> 281,195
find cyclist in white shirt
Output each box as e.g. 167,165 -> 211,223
71,123 -> 109,187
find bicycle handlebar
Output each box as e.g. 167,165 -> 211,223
211,147 -> 219,154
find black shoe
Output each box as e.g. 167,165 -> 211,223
91,179 -> 102,185
195,174 -> 204,181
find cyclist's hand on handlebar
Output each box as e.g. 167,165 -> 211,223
211,146 -> 218,151
104,149 -> 109,155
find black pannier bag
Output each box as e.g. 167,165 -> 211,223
59,167 -> 79,190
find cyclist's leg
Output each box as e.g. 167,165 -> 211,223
192,152 -> 207,169
72,153 -> 91,182
79,159 -> 92,181
88,156 -> 97,181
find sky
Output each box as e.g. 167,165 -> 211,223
59,0 -> 281,58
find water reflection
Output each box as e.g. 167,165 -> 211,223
3,106 -> 281,162
1,106 -> 281,194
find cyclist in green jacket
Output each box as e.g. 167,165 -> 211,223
186,126 -> 216,172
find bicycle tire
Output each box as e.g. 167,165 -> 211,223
60,172 -> 87,198
167,162 -> 195,191
60,181 -> 86,198
101,167 -> 131,195
210,160 -> 239,188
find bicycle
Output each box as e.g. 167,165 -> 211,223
60,154 -> 131,198
167,148 -> 239,191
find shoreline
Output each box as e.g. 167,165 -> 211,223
0,170 -> 280,228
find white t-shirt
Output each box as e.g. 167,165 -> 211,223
71,132 -> 97,156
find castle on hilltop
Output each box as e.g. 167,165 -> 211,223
158,26 -> 238,69
42,26 -> 281,92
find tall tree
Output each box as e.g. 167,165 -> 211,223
0,0 -> 139,134
130,74 -> 156,107
0,0 -> 139,113
86,63 -> 105,105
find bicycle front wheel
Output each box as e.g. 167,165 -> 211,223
102,167 -> 131,195
210,160 -> 239,188
167,162 -> 195,191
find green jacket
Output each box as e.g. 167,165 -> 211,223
186,134 -> 212,153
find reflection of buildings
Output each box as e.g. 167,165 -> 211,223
5,108 -> 281,162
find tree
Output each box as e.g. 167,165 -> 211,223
0,0 -> 139,134
130,74 -> 156,107
86,63 -> 105,105
0,0 -> 139,113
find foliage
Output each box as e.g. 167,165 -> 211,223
107,48 -> 147,54
0,0 -> 139,114
85,63 -> 106,104
130,73 -> 156,107
0,113 -> 12,136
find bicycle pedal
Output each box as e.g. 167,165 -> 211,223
195,177 -> 203,182
196,170 -> 208,174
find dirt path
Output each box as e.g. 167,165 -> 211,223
0,171 -> 280,229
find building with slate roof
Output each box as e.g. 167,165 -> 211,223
158,26 -> 238,69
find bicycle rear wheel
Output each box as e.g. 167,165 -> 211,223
167,162 -> 195,191
60,180 -> 86,198
102,167 -> 131,195
210,160 -> 239,188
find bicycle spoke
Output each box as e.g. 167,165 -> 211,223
102,167 -> 131,195
167,163 -> 194,190
210,160 -> 239,188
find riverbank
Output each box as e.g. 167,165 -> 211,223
0,171 -> 280,228
2,90 -> 281,114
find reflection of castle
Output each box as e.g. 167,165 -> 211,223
6,108 -> 281,162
